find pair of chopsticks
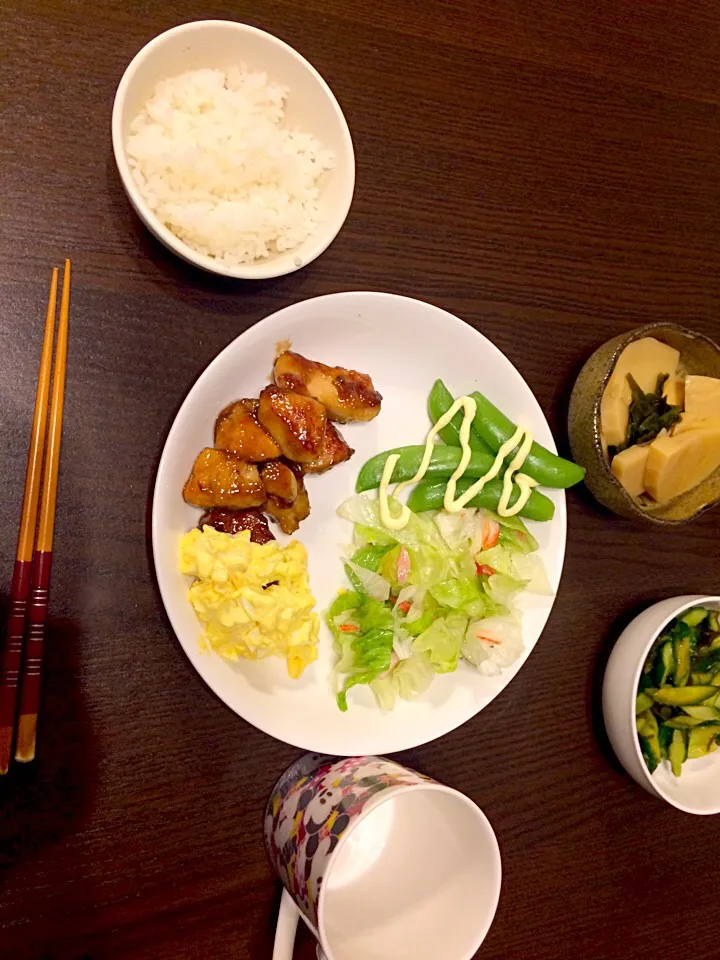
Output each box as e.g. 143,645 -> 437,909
0,261 -> 71,773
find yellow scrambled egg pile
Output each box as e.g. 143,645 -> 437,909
179,526 -> 319,679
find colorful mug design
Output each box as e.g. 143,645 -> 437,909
265,754 -> 501,960
265,754 -> 427,928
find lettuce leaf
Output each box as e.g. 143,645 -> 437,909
395,651 -> 435,698
333,594 -> 394,711
414,612 -> 468,673
326,590 -> 361,627
476,543 -> 550,596
511,553 -> 552,595
351,543 -> 394,571
429,577 -> 489,618
345,561 -> 391,602
368,672 -> 397,711
353,522 -> 395,547
492,512 -> 539,553
484,572 -> 525,607
434,509 -> 477,550
370,652 -> 436,711
339,496 -> 473,586
404,606 -> 436,637
378,545 -> 402,592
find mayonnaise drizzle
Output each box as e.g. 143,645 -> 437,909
379,396 -> 476,529
378,395 -> 538,529
379,453 -> 407,528
446,424 -> 523,511
498,428 -> 538,516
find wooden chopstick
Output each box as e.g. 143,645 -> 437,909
0,268 -> 59,774
15,260 -> 71,764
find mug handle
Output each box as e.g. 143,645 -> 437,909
272,889 -> 328,960
272,889 -> 299,960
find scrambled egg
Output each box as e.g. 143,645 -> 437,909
179,526 -> 319,678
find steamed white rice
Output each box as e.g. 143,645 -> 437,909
126,66 -> 335,264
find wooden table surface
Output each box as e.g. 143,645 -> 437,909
2,2 -> 719,958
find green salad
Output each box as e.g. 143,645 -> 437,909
637,606 -> 720,776
326,495 -> 551,711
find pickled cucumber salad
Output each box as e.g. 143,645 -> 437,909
326,380 -> 582,712
637,606 -> 720,777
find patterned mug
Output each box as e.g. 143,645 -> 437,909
265,754 -> 502,960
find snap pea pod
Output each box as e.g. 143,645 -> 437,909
428,380 -> 493,454
407,477 -> 555,522
469,390 -> 585,489
356,445 -> 495,493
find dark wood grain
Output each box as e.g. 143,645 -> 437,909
1,1 -> 719,958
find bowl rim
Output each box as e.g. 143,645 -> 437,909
628,594 -> 720,814
589,321 -> 720,525
110,19 -> 355,280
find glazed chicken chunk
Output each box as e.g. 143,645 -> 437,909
183,448 -> 265,510
260,461 -> 299,504
303,422 -> 354,474
198,508 -> 275,544
214,399 -> 281,462
257,386 -> 327,464
273,350 -> 382,423
265,485 -> 311,535
261,459 -> 309,534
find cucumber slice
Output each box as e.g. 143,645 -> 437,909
639,737 -> 658,773
687,723 -> 720,760
691,671 -> 714,684
682,705 -> 720,721
638,712 -> 661,773
658,723 -> 673,759
636,709 -> 657,736
709,611 -> 720,632
656,641 -> 674,686
653,685 -> 718,706
682,607 -> 708,628
673,635 -> 692,686
664,716 -> 708,729
635,692 -> 656,714
636,715 -> 651,737
668,729 -> 688,777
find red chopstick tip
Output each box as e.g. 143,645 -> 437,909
14,714 -> 37,763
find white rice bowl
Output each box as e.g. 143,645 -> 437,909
125,66 -> 335,264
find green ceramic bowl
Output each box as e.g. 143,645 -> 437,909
568,322 -> 720,524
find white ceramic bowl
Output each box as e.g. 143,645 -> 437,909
111,20 -> 355,279
603,594 -> 720,815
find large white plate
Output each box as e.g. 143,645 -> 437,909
152,292 -> 566,754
